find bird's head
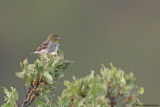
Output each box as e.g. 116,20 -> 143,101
48,34 -> 60,42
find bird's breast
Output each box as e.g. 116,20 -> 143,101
47,42 -> 59,52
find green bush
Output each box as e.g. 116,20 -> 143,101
57,64 -> 144,107
1,51 -> 144,107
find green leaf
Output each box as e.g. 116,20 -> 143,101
15,71 -> 25,78
138,87 -> 144,95
1,103 -> 14,107
1,87 -> 18,107
43,72 -> 53,84
2,87 -> 10,98
10,87 -> 18,101
35,99 -> 44,106
25,76 -> 33,87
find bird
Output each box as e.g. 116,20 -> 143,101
33,34 -> 60,55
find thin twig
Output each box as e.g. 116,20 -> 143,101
22,82 -> 40,107
106,82 -> 122,107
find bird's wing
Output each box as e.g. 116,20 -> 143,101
35,40 -> 49,51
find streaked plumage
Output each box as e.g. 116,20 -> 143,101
33,34 -> 60,54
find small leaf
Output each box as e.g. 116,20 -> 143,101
1,87 -> 18,106
138,87 -> 144,95
2,87 -> 10,98
25,76 -> 33,87
43,72 -> 53,84
11,87 -> 18,101
1,103 -> 14,107
23,59 -> 28,64
35,99 -> 44,106
20,62 -> 23,67
15,71 -> 25,78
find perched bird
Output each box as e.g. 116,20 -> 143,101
33,34 -> 60,54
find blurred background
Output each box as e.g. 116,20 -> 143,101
0,0 -> 160,105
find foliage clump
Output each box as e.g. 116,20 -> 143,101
1,51 -> 144,107
2,51 -> 72,107
1,87 -> 18,107
57,64 -> 144,107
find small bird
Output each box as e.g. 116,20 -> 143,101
33,34 -> 60,54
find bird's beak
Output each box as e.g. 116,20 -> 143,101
56,36 -> 61,40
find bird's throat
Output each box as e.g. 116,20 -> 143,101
51,39 -> 58,42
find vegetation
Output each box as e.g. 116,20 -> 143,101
1,51 -> 144,107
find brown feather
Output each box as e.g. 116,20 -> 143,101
35,40 -> 49,51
